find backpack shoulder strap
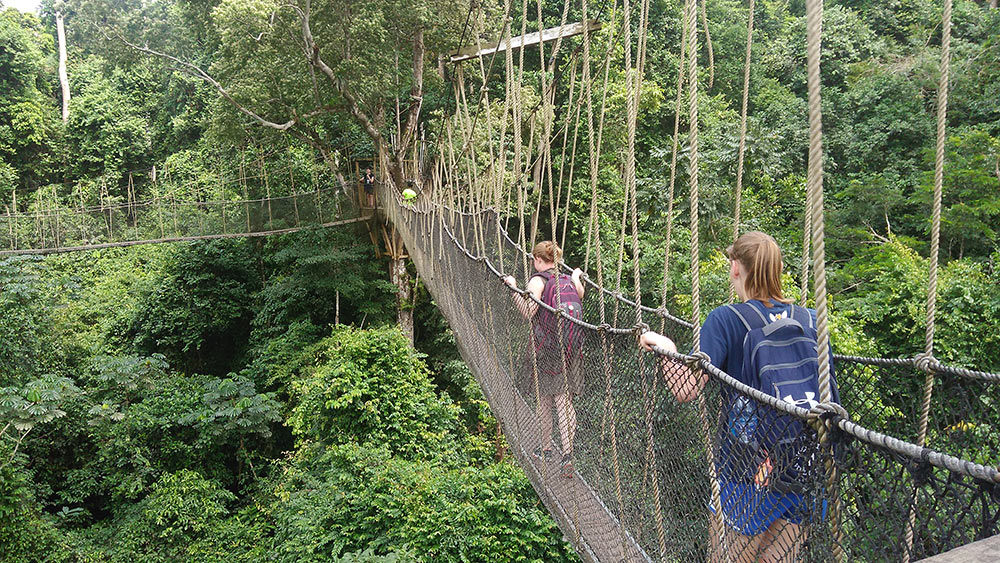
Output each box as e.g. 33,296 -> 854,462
531,270 -> 556,305
726,302 -> 767,333
788,305 -> 815,329
761,316 -> 806,337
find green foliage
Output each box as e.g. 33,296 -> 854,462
923,129 -> 1000,258
180,374 -> 282,443
130,240 -> 259,375
289,326 -> 460,460
253,228 -> 397,339
0,456 -> 73,563
0,8 -> 56,191
0,256 -> 57,384
0,374 -> 79,445
264,443 -> 578,562
65,56 -> 154,179
61,371 -> 219,507
100,469 -> 236,561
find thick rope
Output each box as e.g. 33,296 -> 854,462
682,0 -> 728,559
904,1 -> 952,560
730,0 -> 754,303
659,8 -> 687,331
803,0 -> 844,560
800,204 -> 811,307
733,0 -> 754,250
701,0 -> 715,89
686,0 -> 702,353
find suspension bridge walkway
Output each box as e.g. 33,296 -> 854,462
0,175 -> 372,255
367,0 -> 999,558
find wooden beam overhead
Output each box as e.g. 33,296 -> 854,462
449,19 -> 602,63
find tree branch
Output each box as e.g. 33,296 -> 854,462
106,27 -> 311,132
397,29 -> 425,159
298,0 -> 385,149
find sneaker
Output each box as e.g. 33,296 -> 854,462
561,453 -> 574,478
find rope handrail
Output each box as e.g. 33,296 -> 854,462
411,197 -> 1000,381
0,216 -> 373,256
384,165 -> 1000,561
650,344 -> 1000,484
1,182 -> 349,219
404,196 -> 1000,479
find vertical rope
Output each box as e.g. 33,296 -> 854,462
682,1 -> 728,560
555,60 -> 578,244
686,0 -> 701,351
803,0 -> 845,560
904,1 -> 951,560
659,7 -> 687,330
584,5 -> 617,271
800,202 -> 811,307
701,0 -> 715,89
732,0 -> 754,250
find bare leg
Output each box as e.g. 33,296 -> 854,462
710,515 -> 762,563
537,394 -> 554,452
759,519 -> 806,562
553,393 -> 577,455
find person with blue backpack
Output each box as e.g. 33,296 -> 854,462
639,231 -> 840,563
505,241 -> 585,478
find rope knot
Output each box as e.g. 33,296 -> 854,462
806,401 -> 848,422
686,351 -> 710,370
597,323 -> 612,333
914,353 -> 939,374
632,322 -> 650,336
655,307 -> 669,318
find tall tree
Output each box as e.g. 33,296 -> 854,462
56,9 -> 69,123
109,0 -> 467,341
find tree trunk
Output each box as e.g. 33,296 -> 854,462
56,12 -> 70,123
992,0 -> 998,9
390,245 -> 413,344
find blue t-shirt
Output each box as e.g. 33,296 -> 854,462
699,299 -> 811,386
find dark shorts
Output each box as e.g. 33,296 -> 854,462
363,183 -> 374,194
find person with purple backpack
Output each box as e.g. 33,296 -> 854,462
505,241 -> 585,478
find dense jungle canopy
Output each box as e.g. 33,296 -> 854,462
0,0 -> 998,561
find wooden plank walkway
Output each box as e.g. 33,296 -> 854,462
450,20 -> 602,63
918,533 -> 1000,562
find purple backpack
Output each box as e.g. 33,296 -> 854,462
532,270 -> 583,354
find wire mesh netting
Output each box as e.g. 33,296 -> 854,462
381,184 -> 1000,563
0,182 -> 364,254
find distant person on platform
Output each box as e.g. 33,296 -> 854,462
505,241 -> 585,478
362,167 -> 375,208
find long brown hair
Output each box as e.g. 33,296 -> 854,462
726,231 -> 791,307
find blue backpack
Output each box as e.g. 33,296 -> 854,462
726,302 -> 840,493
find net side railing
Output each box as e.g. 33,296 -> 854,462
0,184 -> 365,254
382,185 -> 1000,562
437,202 -> 1000,470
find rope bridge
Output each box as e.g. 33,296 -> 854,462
380,189 -> 999,562
373,0 -> 999,559
0,165 -> 370,255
